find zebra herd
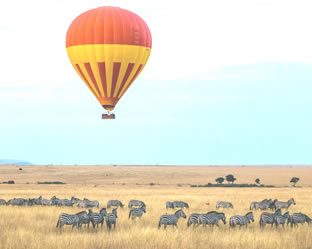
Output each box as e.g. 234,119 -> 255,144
56,199 -> 147,230
0,196 -> 99,208
1,195 -> 311,230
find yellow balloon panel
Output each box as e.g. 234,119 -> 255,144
66,44 -> 151,110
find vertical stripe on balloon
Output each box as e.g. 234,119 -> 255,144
98,62 -> 108,97
111,62 -> 121,97
75,64 -> 98,97
119,64 -> 143,98
116,63 -> 135,97
84,63 -> 102,97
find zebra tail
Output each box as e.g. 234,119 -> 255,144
56,218 -> 60,228
158,220 -> 161,229
128,210 -> 132,219
106,220 -> 112,230
187,217 -> 191,227
229,218 -> 233,227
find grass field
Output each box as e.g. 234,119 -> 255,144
0,165 -> 311,249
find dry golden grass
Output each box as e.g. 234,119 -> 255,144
0,165 -> 311,249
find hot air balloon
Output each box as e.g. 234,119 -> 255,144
66,6 -> 152,119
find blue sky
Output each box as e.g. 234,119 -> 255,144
1,0 -> 312,165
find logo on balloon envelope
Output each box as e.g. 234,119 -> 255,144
66,6 -> 152,119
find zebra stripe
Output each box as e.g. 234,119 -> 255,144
128,205 -> 146,220
288,213 -> 312,227
216,201 -> 233,209
230,212 -> 254,228
107,200 -> 124,208
90,208 -> 107,229
128,200 -> 145,208
259,209 -> 282,228
166,201 -> 174,209
106,208 -> 118,230
173,201 -> 189,209
274,198 -> 296,210
158,209 -> 187,229
199,212 -> 226,227
274,211 -> 290,228
56,213 -> 80,230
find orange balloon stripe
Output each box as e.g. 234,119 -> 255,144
75,64 -> 98,97
84,63 -> 102,97
116,63 -> 135,97
98,62 -> 108,97
111,62 -> 121,97
118,64 -> 143,98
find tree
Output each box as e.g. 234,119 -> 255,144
225,174 -> 237,184
290,177 -> 300,187
215,177 -> 225,184
255,178 -> 260,185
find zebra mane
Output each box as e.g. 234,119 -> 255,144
75,211 -> 87,215
245,211 -> 253,216
175,209 -> 183,214
275,208 -> 282,214
206,211 -> 217,214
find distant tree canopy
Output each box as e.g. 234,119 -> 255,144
215,177 -> 225,184
225,174 -> 237,184
290,177 -> 300,187
255,178 -> 260,185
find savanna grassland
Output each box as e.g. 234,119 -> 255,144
0,165 -> 311,249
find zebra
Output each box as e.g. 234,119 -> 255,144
199,212 -> 226,227
128,200 -> 145,208
274,198 -> 296,210
56,213 -> 80,230
106,208 -> 118,230
250,201 -> 261,210
216,201 -> 233,209
166,201 -> 174,209
0,199 -> 6,205
259,209 -> 282,228
90,208 -> 107,229
274,211 -> 290,228
82,198 -> 99,208
173,201 -> 189,209
129,205 -> 146,220
187,211 -> 217,227
76,210 -> 92,229
107,200 -> 124,208
158,209 -> 187,229
287,213 -> 312,227
229,212 -> 254,228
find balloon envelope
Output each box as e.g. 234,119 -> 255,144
66,6 -> 152,111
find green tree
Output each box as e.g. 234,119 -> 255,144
290,177 -> 300,187
225,174 -> 237,184
215,177 -> 225,184
255,178 -> 260,185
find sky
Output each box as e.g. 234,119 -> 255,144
1,0 -> 312,165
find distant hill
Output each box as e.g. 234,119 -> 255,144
0,159 -> 33,165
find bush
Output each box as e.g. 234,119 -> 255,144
37,181 -> 65,184
2,180 -> 15,184
190,183 -> 275,188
